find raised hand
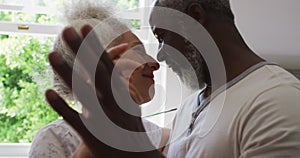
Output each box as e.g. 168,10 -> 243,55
46,25 -> 164,157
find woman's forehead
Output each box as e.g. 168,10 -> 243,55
119,31 -> 144,48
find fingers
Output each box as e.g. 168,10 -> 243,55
48,52 -> 73,88
49,51 -> 107,113
81,25 -> 93,39
45,89 -> 106,154
81,24 -> 129,61
80,24 -> 115,77
107,43 -> 129,60
80,24 -> 104,59
45,90 -> 86,135
115,58 -> 142,76
61,26 -> 107,83
61,25 -> 114,95
50,28 -> 114,108
59,25 -> 139,120
48,51 -> 98,103
62,27 -> 83,54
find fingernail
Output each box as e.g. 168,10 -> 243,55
46,90 -> 58,100
63,27 -> 78,41
49,52 -> 63,65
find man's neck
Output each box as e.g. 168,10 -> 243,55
203,54 -> 263,100
205,21 -> 265,93
209,23 -> 264,83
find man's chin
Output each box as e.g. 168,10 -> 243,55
170,67 -> 185,81
174,68 -> 204,90
169,65 -> 182,76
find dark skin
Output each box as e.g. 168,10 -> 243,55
199,13 -> 264,83
46,25 -> 164,157
152,3 -> 264,90
46,2 -> 264,157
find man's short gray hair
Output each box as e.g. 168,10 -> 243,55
155,0 -> 234,21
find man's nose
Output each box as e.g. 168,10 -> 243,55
147,61 -> 160,71
157,51 -> 165,62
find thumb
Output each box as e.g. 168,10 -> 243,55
107,43 -> 129,60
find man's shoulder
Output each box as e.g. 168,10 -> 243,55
236,66 -> 300,125
230,64 -> 300,97
251,83 -> 300,111
263,65 -> 300,83
218,64 -> 300,122
249,64 -> 300,86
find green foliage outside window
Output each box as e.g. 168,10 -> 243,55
0,35 -> 59,143
0,0 -> 62,142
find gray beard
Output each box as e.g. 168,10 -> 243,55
175,41 -> 206,90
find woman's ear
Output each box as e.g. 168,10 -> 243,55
187,3 -> 206,25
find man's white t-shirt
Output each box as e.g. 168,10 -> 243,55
167,64 -> 300,157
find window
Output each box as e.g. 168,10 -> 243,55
0,2 -> 59,143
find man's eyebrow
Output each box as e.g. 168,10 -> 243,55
152,25 -> 156,31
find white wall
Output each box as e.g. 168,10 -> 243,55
231,0 -> 300,69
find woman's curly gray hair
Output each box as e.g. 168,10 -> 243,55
53,1 -> 129,100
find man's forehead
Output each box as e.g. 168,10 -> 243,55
152,0 -> 160,6
149,11 -> 159,28
149,1 -> 187,32
149,4 -> 166,28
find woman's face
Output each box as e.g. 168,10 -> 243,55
112,31 -> 160,104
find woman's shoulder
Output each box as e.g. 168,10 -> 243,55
34,119 -> 80,142
29,119 -> 81,157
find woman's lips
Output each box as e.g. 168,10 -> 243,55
142,74 -> 154,79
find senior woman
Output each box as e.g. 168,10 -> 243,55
29,2 -> 169,158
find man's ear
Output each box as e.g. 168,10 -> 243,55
187,3 -> 206,24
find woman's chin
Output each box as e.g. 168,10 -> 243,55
139,93 -> 154,104
148,85 -> 155,98
136,86 -> 155,104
